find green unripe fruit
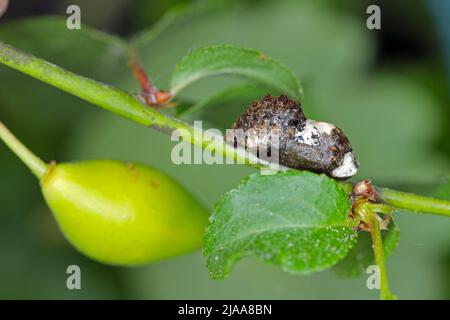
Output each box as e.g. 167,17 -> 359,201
0,122 -> 208,265
40,160 -> 209,265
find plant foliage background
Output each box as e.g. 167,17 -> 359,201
0,0 -> 449,299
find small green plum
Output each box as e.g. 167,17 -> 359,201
40,160 -> 209,265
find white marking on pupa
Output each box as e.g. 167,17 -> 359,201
331,152 -> 358,178
312,121 -> 336,135
294,119 -> 320,146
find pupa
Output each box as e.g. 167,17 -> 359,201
226,94 -> 359,179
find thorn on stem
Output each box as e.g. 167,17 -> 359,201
0,0 -> 8,18
129,57 -> 173,108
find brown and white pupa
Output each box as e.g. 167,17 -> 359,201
226,94 -> 359,179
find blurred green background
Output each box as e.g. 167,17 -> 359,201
0,0 -> 449,299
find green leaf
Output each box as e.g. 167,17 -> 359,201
181,82 -> 268,116
178,83 -> 269,129
204,171 -> 357,279
170,45 -> 302,100
333,217 -> 400,277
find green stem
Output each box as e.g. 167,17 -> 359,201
379,187 -> 450,217
0,41 -> 281,173
0,41 -> 449,216
368,213 -> 397,300
0,121 -> 48,179
368,203 -> 394,215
